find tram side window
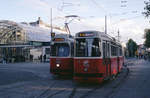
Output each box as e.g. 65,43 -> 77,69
111,45 -> 117,56
71,42 -> 74,57
103,43 -> 106,58
107,43 -> 110,57
92,38 -> 101,57
119,48 -> 122,56
116,47 -> 119,56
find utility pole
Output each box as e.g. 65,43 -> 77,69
50,8 -> 53,39
118,29 -> 120,42
105,15 -> 107,34
50,8 -> 53,58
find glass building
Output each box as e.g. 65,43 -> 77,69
0,20 -> 66,63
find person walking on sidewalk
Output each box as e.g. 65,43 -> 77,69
43,54 -> 46,63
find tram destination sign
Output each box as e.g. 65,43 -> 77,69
53,38 -> 65,42
79,32 -> 94,37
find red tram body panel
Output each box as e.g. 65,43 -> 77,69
74,58 -> 104,83
74,31 -> 124,83
50,58 -> 73,75
50,34 -> 74,75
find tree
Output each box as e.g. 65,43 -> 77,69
143,0 -> 150,18
126,39 -> 138,57
143,1 -> 150,48
144,29 -> 150,48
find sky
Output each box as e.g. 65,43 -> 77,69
0,0 -> 150,44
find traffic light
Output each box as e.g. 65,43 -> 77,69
51,32 -> 55,38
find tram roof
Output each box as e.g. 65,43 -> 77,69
75,30 -> 112,39
75,30 -> 121,46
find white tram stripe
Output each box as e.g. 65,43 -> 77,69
74,57 -> 102,59
50,57 -> 73,58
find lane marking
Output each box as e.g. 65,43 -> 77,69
30,86 -> 92,91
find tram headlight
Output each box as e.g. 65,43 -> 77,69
84,68 -> 88,72
56,64 -> 60,67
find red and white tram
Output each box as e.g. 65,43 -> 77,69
50,34 -> 74,76
74,31 -> 124,83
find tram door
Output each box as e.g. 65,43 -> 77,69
117,47 -> 120,73
103,41 -> 111,77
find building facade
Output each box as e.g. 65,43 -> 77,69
0,18 -> 66,63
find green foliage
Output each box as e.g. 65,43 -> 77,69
143,0 -> 150,18
143,1 -> 150,47
144,29 -> 150,47
126,39 -> 138,57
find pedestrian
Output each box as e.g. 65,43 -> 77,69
135,50 -> 138,59
30,54 -> 33,62
2,56 -> 6,64
43,54 -> 46,63
139,53 -> 141,59
40,55 -> 42,62
148,52 -> 150,61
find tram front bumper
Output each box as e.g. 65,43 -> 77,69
50,69 -> 73,75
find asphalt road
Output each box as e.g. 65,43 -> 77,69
0,59 -> 149,98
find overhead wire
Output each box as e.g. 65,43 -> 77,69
89,0 -> 144,40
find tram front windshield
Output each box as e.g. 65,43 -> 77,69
75,38 -> 101,57
51,43 -> 70,57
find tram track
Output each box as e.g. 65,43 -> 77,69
33,76 -> 73,98
68,87 -> 77,98
104,67 -> 129,98
0,74 -> 56,97
76,67 -> 130,98
47,89 -> 66,98
34,82 -> 56,98
79,85 -> 104,98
